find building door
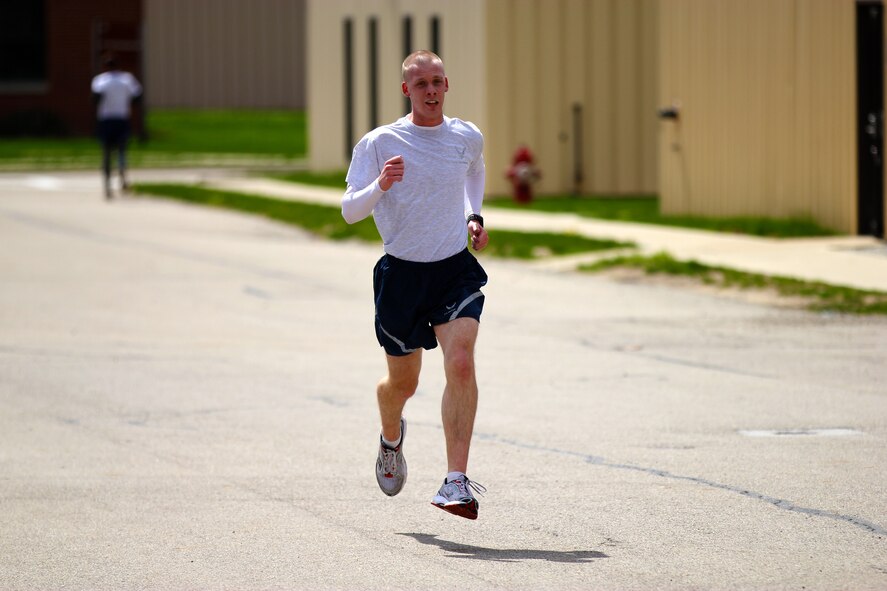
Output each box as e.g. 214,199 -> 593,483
857,1 -> 885,237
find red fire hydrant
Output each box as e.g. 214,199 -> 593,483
506,145 -> 540,204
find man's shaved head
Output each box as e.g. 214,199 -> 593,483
402,50 -> 444,82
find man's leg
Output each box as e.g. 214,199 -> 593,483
430,317 -> 486,519
375,350 -> 421,496
118,142 -> 129,191
378,350 -> 422,442
433,317 -> 479,473
101,142 -> 112,198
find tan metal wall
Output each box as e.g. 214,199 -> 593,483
144,0 -> 306,108
658,0 -> 857,233
484,0 -> 659,196
308,0 -> 658,196
307,0 -> 486,172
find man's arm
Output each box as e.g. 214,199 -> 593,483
464,168 -> 485,218
342,155 -> 404,224
464,168 -> 488,251
342,179 -> 385,224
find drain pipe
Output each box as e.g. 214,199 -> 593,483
572,103 -> 584,196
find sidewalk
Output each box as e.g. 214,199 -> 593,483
202,176 -> 887,293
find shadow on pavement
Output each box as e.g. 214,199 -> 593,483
397,533 -> 608,563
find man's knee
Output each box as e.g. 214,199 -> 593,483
379,373 -> 418,400
445,348 -> 475,384
380,352 -> 422,399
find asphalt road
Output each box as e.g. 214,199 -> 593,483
1,172 -> 886,590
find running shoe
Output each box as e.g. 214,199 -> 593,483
431,474 -> 487,520
375,417 -> 407,496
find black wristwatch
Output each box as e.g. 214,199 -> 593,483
467,213 -> 484,228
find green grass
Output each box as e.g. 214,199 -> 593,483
581,252 -> 887,315
2,106 -> 830,239
143,109 -> 306,156
265,178 -> 834,239
0,109 -> 306,167
134,183 -> 379,242
131,183 -> 884,314
480,230 -> 630,259
0,136 -> 100,163
133,183 -> 634,259
486,195 -> 835,238
271,169 -> 347,188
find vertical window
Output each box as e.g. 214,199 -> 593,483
368,17 -> 378,129
402,15 -> 412,114
402,15 -> 413,58
0,0 -> 46,84
343,18 -> 354,158
430,15 -> 441,57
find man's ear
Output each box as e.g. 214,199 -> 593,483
402,82 -> 409,97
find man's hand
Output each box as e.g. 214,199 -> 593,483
468,220 -> 488,251
378,155 -> 404,191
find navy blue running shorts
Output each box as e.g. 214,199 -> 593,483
97,118 -> 131,147
372,248 -> 488,356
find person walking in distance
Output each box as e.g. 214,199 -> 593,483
91,56 -> 142,199
342,50 -> 490,519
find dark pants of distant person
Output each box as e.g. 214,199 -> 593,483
97,118 -> 131,190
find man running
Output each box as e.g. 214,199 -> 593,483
342,50 -> 489,519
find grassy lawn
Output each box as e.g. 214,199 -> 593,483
272,169 -> 348,188
132,183 -> 886,315
135,183 -> 379,242
133,183 -> 634,259
0,109 -> 306,167
581,252 -> 887,315
11,111 -> 876,313
272,171 -> 835,238
1,109 -> 834,239
142,109 -> 306,156
267,172 -> 835,238
485,195 -> 835,238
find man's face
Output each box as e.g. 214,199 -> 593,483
402,59 -> 448,126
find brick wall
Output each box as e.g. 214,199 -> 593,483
0,0 -> 142,136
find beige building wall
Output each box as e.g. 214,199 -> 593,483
658,0 -> 857,233
308,0 -> 659,197
307,0 -> 486,172
485,0 -> 659,196
144,0 -> 307,108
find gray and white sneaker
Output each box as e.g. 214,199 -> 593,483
375,418 -> 407,496
431,473 -> 487,520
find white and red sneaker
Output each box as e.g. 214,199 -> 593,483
431,473 -> 487,520
375,418 -> 407,496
